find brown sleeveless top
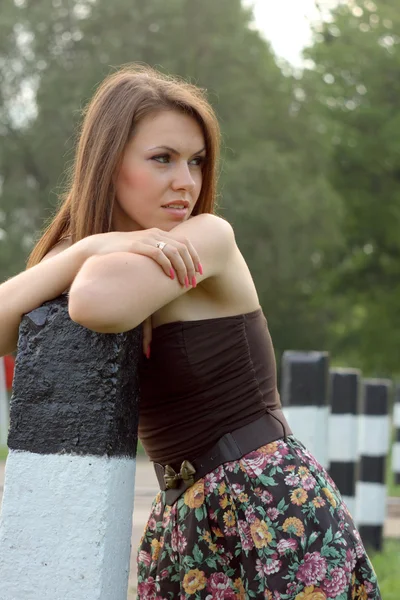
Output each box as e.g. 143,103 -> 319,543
138,308 -> 287,468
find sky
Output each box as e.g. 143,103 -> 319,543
246,0 -> 339,67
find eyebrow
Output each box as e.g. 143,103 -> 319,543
147,145 -> 206,156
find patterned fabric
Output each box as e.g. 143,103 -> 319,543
137,436 -> 381,599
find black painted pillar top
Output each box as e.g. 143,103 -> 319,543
8,295 -> 142,458
361,379 -> 391,416
281,351 -> 330,407
330,368 -> 361,415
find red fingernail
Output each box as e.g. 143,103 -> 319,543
191,276 -> 197,288
146,345 -> 151,359
198,262 -> 203,275
170,268 -> 175,280
185,276 -> 189,288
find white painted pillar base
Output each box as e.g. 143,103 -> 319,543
0,358 -> 9,446
0,451 -> 136,600
393,399 -> 400,485
281,350 -> 330,469
283,406 -> 329,468
355,481 -> 387,527
355,379 -> 390,550
341,495 -> 356,520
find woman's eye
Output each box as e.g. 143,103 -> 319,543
152,154 -> 170,164
190,156 -> 205,167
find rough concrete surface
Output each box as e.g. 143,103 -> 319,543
8,297 -> 141,457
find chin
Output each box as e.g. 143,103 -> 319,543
158,222 -> 177,232
158,215 -> 191,231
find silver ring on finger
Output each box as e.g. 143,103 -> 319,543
156,241 -> 167,251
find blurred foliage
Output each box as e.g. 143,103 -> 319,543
302,0 -> 400,374
0,0 -> 399,375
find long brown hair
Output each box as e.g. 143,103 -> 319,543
27,64 -> 220,268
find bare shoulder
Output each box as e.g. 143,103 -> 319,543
189,214 -> 258,310
170,213 -> 236,275
189,213 -> 234,237
41,237 -> 72,261
175,213 -> 235,252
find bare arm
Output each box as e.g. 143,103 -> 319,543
0,241 -> 89,357
0,227 -> 204,357
69,214 -> 236,333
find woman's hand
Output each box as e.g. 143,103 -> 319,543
77,229 -> 202,358
69,214 -> 238,336
79,229 -> 202,288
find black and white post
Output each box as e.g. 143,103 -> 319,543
392,384 -> 400,486
0,296 -> 141,600
328,368 -> 360,518
0,357 -> 9,446
356,378 -> 391,551
281,351 -> 330,468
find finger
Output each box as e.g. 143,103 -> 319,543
161,244 -> 190,286
152,230 -> 202,275
172,242 -> 197,288
142,317 -> 153,358
178,237 -> 202,280
145,232 -> 197,285
131,242 -> 174,279
184,238 -> 202,274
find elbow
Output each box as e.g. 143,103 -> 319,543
68,284 -> 115,333
68,256 -> 113,332
68,254 -> 142,333
68,275 -> 123,334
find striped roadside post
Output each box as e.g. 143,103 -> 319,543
328,368 -> 361,518
355,378 -> 391,551
281,351 -> 330,468
392,384 -> 400,486
0,357 -> 9,446
0,296 -> 141,600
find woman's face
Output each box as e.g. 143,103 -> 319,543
113,110 -> 206,232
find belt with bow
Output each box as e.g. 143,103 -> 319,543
153,409 -> 292,506
163,460 -> 196,490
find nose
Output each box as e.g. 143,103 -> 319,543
171,160 -> 196,192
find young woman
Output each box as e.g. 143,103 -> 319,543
0,66 -> 380,599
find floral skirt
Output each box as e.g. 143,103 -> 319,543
136,436 -> 381,599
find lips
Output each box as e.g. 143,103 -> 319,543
161,201 -> 189,221
161,200 -> 189,209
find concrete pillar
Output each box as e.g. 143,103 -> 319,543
0,295 -> 141,600
0,358 -> 9,446
281,351 -> 330,468
328,368 -> 360,518
392,384 -> 400,486
356,378 -> 391,551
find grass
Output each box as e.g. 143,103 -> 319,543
371,540 -> 400,599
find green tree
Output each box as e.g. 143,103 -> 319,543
302,0 -> 400,373
0,0 -> 341,358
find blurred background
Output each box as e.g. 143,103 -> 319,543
0,0 -> 399,378
2,1 -> 400,596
